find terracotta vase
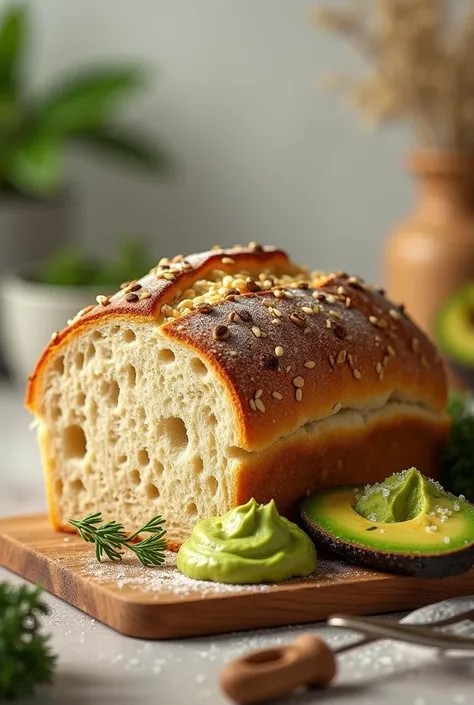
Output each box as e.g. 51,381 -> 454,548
384,151 -> 474,389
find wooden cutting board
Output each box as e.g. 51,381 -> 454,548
1,513 -> 473,640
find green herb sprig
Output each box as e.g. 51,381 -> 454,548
0,583 -> 56,700
441,393 -> 474,502
69,513 -> 167,567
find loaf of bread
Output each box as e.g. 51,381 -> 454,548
26,244 -> 449,547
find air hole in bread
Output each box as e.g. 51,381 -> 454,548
111,325 -> 120,334
206,475 -> 219,495
138,449 -> 150,466
186,501 -> 198,517
63,425 -> 87,458
130,418 -> 137,430
123,329 -> 136,343
129,469 -> 141,486
160,417 -> 188,451
158,349 -> 175,363
118,453 -> 128,464
55,479 -> 63,496
108,429 -> 118,445
52,356 -> 65,375
209,414 -> 217,427
137,406 -> 146,422
85,343 -> 96,361
70,478 -> 85,492
125,364 -> 137,387
192,456 -> 204,475
100,379 -> 120,406
76,392 -> 86,406
92,331 -> 103,341
75,352 -> 85,370
90,400 -> 98,423
51,405 -> 62,420
191,357 -> 208,376
145,482 -> 160,499
84,463 -> 93,475
153,460 -> 164,476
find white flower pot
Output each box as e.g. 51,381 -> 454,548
0,192 -> 75,373
0,262 -> 96,385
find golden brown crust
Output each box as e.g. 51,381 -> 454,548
231,412 -> 449,520
165,274 -> 447,451
26,245 -> 447,453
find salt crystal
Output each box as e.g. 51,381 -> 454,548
381,488 -> 390,498
443,536 -> 451,544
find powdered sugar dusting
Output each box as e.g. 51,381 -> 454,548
76,552 -> 373,597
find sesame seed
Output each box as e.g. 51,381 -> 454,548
293,376 -> 304,388
329,309 -> 341,319
225,289 -> 240,299
211,244 -> 221,251
227,311 -> 243,324
328,354 -> 335,369
345,297 -> 351,308
273,290 -> 284,299
382,355 -> 390,367
286,365 -> 292,373
295,388 -> 303,402
182,262 -> 192,270
248,241 -> 263,252
313,304 -> 320,314
289,312 -> 305,327
271,319 -> 281,325
313,291 -> 326,301
246,278 -> 261,293
126,293 -> 139,303
304,360 -> 316,369
378,370 -> 384,381
273,308 -> 282,317
197,303 -> 212,313
347,353 -> 354,369
139,291 -> 151,300
251,326 -> 262,338
326,295 -> 337,304
163,272 -> 176,281
238,309 -> 252,322
130,283 -> 142,292
254,389 -> 263,399
369,316 -> 379,326
336,349 -> 347,365
334,324 -> 346,339
284,290 -> 294,299
249,398 -> 256,411
376,362 -> 383,375
229,350 -> 238,357
96,295 -> 110,306
411,337 -> 420,352
301,306 -> 314,315
298,282 -> 309,289
221,257 -> 235,265
353,369 -> 362,379
213,324 -> 230,340
275,346 -> 284,357
333,401 -> 342,413
272,391 -> 283,400
387,345 -> 396,357
255,398 -> 266,413
389,309 -> 401,320
51,331 -> 59,341
263,299 -> 274,307
326,319 -> 332,328
337,286 -> 345,295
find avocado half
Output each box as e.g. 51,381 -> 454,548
300,486 -> 474,578
436,283 -> 474,368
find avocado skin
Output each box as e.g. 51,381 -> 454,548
300,509 -> 474,578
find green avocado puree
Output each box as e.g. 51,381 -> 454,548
355,467 -> 442,523
176,498 -> 317,584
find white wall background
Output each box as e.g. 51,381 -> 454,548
27,0 -> 415,283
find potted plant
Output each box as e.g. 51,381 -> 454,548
0,2 -> 168,277
1,239 -> 152,383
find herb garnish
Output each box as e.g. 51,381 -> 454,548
0,583 -> 56,700
69,513 -> 167,567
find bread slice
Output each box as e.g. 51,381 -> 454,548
26,245 -> 449,547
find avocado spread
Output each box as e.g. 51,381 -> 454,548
177,498 -> 317,584
301,468 -> 474,578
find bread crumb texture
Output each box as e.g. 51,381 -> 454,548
26,244 -> 449,546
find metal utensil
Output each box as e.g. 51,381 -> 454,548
219,599 -> 474,704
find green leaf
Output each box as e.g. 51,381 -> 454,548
37,68 -> 145,134
77,127 -> 171,172
0,5 -> 26,97
8,133 -> 62,195
36,247 -> 99,287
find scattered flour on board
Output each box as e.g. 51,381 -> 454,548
77,553 -> 372,597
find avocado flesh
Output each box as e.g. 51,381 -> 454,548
300,486 -> 474,578
436,284 -> 474,365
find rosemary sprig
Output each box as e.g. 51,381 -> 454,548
0,583 -> 56,700
69,512 -> 167,567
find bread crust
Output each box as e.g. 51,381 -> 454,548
26,246 -> 447,454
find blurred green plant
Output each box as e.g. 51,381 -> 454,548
0,4 -> 169,197
36,239 -> 151,289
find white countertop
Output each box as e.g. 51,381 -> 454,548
0,380 -> 473,705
